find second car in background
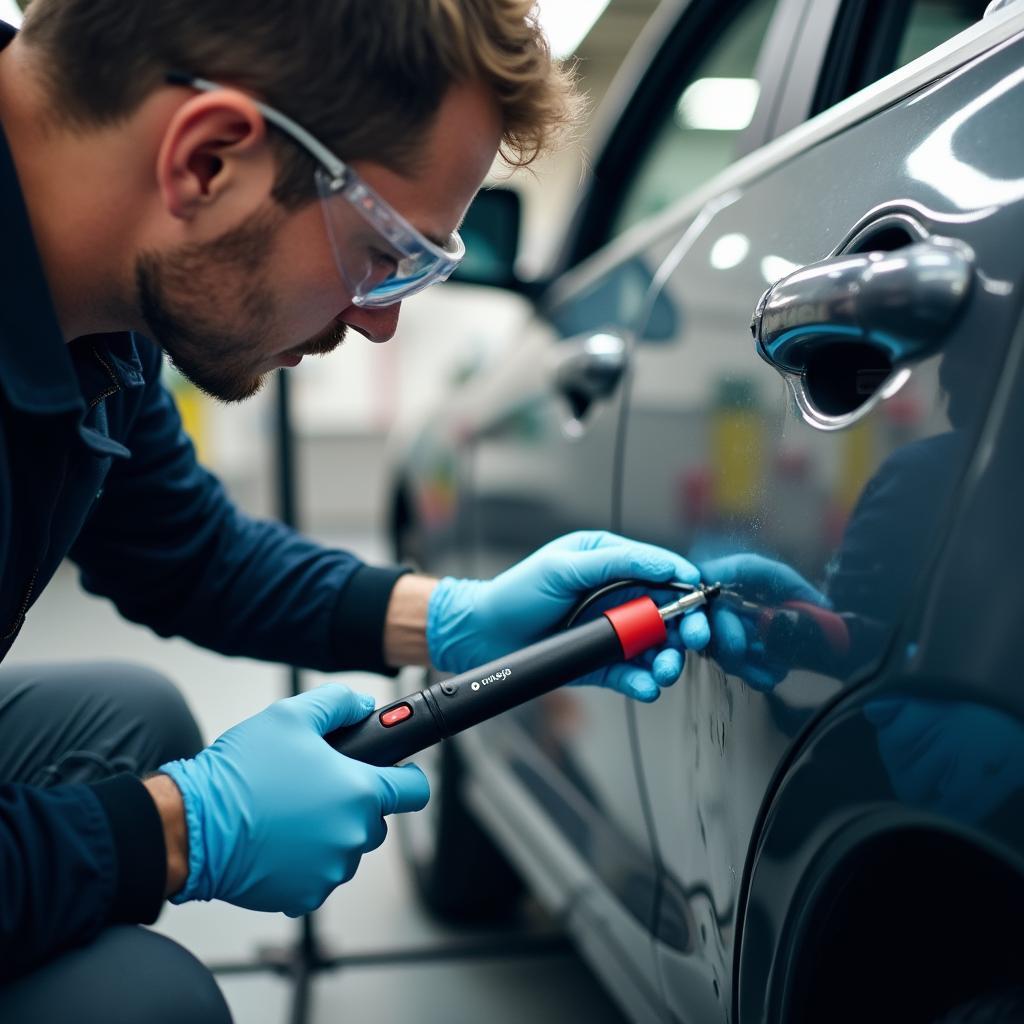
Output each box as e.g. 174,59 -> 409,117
389,1 -> 1024,1022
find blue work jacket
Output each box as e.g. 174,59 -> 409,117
0,21 -> 405,980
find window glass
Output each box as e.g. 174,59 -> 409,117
894,0 -> 986,69
608,0 -> 780,241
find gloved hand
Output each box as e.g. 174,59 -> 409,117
701,553 -> 828,691
160,684 -> 429,916
427,531 -> 711,702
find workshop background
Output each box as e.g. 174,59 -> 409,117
0,0 -> 657,1020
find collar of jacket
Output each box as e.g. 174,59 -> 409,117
0,21 -> 144,459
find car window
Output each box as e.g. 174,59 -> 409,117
607,0 -> 781,242
820,0 -> 988,111
547,257 -> 678,342
894,0 -> 986,69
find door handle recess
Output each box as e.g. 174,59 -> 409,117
750,238 -> 974,376
553,332 -> 629,418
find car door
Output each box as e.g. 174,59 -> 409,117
611,2 -> 1023,1020
455,0 -> 797,1018
458,252 -> 671,1019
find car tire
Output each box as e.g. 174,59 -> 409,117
397,730 -> 523,925
932,986 -> 1024,1023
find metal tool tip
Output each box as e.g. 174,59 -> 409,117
703,583 -> 722,600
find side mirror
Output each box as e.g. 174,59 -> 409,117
451,186 -> 524,291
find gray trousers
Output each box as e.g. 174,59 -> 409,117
0,661 -> 232,1024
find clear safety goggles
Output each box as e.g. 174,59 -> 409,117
167,72 -> 466,308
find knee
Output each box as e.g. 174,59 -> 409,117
0,661 -> 203,783
99,663 -> 204,765
61,661 -> 204,768
126,929 -> 232,1024
0,927 -> 232,1024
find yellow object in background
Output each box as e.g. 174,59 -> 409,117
164,366 -> 209,465
711,378 -> 762,517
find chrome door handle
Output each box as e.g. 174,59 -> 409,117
750,238 -> 974,375
553,332 -> 629,414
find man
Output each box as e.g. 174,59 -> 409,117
0,2 -> 710,1019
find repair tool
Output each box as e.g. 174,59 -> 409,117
328,584 -> 720,766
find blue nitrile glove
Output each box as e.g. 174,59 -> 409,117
427,531 -> 711,703
701,554 -> 829,692
160,684 -> 429,916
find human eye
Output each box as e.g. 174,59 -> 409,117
370,246 -> 400,276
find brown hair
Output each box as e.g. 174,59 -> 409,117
21,0 -> 578,206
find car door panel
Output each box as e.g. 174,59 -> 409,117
453,0 -> 804,1011
616,33 -> 1024,1021
456,249 -> 668,1011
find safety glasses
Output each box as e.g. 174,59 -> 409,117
166,72 -> 465,308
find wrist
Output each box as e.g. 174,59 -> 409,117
143,773 -> 189,898
383,574 -> 439,667
425,575 -> 488,673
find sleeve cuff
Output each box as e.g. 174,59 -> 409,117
88,773 -> 166,925
330,563 -> 411,675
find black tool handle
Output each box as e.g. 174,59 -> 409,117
326,614 -> 624,766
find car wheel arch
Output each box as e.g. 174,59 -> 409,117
736,702 -> 1024,1024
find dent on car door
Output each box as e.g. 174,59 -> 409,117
616,19 -> 1024,1024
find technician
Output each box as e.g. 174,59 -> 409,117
0,2 -> 710,1019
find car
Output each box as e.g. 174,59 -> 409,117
387,0 -> 1024,1020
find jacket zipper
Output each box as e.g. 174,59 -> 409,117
2,565 -> 39,641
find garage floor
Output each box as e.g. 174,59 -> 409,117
11,535 -> 629,1024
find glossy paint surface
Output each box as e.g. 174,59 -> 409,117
620,33 -> 1024,1021
392,9 -> 1024,1023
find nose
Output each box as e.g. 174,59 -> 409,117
339,303 -> 402,344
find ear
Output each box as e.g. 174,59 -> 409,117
156,89 -> 275,222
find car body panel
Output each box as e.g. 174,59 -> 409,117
405,2 -> 803,1011
387,4 -> 1024,1022
459,253 -> 669,1013
735,299 -> 1024,1022
617,26 -> 1024,1023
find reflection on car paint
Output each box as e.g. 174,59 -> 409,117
394,9 -> 1024,1021
866,697 -> 1024,823
907,65 -> 1024,211
617,36 -> 1024,1017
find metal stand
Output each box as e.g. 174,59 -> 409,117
208,932 -> 572,1024
273,369 -> 323,1024
207,373 -> 568,1024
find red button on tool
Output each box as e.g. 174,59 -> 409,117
380,703 -> 413,727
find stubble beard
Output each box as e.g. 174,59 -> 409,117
136,209 -> 347,403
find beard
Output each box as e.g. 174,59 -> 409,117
136,208 -> 347,403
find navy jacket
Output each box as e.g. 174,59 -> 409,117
0,22 -> 405,979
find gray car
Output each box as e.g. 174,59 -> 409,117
388,1 -> 1024,1020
